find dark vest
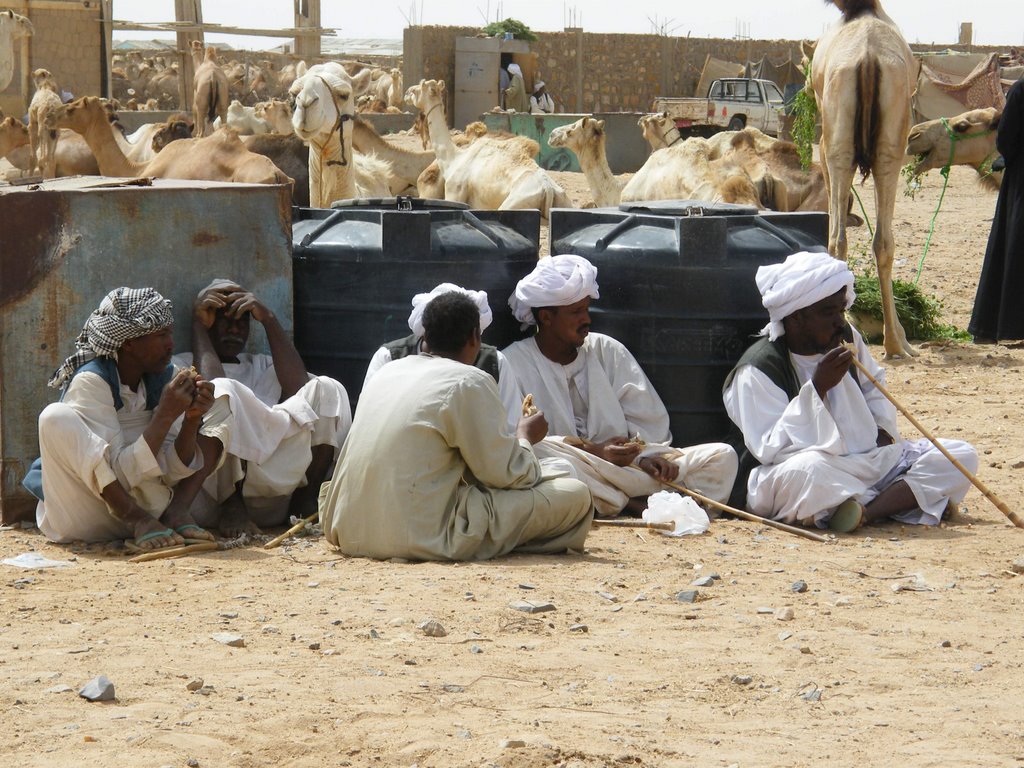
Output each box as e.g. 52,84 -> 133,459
383,334 -> 501,383
22,358 -> 175,501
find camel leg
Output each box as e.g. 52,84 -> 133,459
821,133 -> 855,262
28,115 -> 40,175
874,152 -> 917,359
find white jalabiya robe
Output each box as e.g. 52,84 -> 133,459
502,333 -> 737,516
320,355 -> 594,561
364,345 -> 522,434
173,353 -> 351,524
36,371 -> 201,543
723,330 -> 977,526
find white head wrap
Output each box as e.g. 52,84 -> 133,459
509,254 -> 600,328
507,63 -> 523,78
408,283 -> 492,338
533,80 -> 546,92
756,251 -> 855,340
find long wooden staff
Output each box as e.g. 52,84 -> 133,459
592,519 -> 675,531
264,512 -> 319,549
845,352 -> 1023,528
128,540 -> 220,563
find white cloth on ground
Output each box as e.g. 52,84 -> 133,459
755,251 -> 854,340
723,328 -> 977,526
320,354 -> 593,561
35,370 -> 201,543
502,333 -> 737,515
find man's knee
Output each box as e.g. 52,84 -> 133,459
39,402 -> 78,436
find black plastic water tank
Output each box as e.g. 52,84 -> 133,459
292,198 -> 540,402
550,200 -> 828,445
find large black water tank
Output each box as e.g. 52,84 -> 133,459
550,200 -> 828,445
292,198 -> 540,402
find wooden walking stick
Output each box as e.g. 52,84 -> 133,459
128,540 -> 220,563
264,512 -> 319,549
844,350 -> 1024,529
592,519 -> 675,531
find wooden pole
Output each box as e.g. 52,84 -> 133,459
128,540 -> 219,563
846,353 -> 1024,529
592,519 -> 675,531
264,512 -> 318,549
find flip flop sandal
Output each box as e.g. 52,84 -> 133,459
174,523 -> 214,544
124,527 -> 179,554
828,499 -> 865,533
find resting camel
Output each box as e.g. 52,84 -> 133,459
240,132 -> 310,206
638,112 -> 683,151
289,64 -> 392,205
48,96 -> 292,186
905,107 -> 1002,188
254,99 -> 293,134
28,68 -> 63,177
0,9 -> 32,92
0,116 -> 98,176
548,117 -> 624,207
406,79 -> 572,217
191,42 -> 229,137
351,117 -> 435,195
811,0 -> 918,358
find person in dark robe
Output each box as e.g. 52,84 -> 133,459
968,77 -> 1024,342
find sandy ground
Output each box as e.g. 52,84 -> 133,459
3,164 -> 1024,768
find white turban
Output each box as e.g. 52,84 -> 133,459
533,80 -> 546,92
509,254 -> 600,328
756,251 -> 855,341
507,63 -> 523,78
408,283 -> 492,338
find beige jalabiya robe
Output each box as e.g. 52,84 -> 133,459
319,355 -> 593,561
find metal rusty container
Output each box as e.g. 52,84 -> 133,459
0,176 -> 293,523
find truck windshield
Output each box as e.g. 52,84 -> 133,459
763,82 -> 784,104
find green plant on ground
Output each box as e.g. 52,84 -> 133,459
848,253 -> 970,342
790,88 -> 817,171
901,159 -> 925,199
482,18 -> 538,42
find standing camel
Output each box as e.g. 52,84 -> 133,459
191,42 -> 229,137
811,0 -> 918,358
0,9 -> 33,92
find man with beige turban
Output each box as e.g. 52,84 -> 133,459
723,251 -> 977,532
502,255 -> 738,518
171,280 -> 351,537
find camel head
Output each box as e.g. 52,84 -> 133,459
638,112 -> 680,150
45,96 -> 115,134
905,108 -> 1001,176
289,69 -> 356,143
255,99 -> 293,134
548,117 -> 606,154
150,117 -> 193,153
0,9 -> 33,40
32,68 -> 58,92
0,116 -> 29,155
405,79 -> 445,115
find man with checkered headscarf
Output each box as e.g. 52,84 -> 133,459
723,251 -> 977,532
28,287 -> 216,550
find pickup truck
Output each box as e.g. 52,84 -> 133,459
651,78 -> 786,137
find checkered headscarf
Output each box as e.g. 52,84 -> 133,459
48,287 -> 174,390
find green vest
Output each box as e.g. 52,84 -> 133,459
383,334 -> 501,383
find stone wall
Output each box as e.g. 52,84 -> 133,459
19,1 -> 102,108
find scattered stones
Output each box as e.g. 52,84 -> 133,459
404,659 -> 417,665
187,759 -> 199,767
791,580 -> 808,593
596,590 -> 619,602
675,590 -> 699,604
731,675 -> 753,686
799,645 -> 813,655
46,684 -> 74,694
778,631 -> 792,642
1011,558 -> 1024,575
211,633 -> 245,648
369,629 -> 381,640
801,687 -> 823,702
261,625 -> 280,635
940,640 -> 952,648
756,606 -> 774,614
691,576 -> 715,587
186,679 -> 204,692
419,620 -> 447,637
78,675 -> 115,702
387,617 -> 406,627
834,597 -> 852,607
470,644 -> 483,654
509,600 -> 556,614
569,624 -> 589,633
500,739 -> 526,749
308,642 -> 321,651
518,583 -> 536,590
457,729 -> 472,739
775,607 -> 795,622
218,612 -> 238,619
441,684 -> 465,693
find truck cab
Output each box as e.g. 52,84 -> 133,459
707,78 -> 786,135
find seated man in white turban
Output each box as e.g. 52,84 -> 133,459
364,283 -> 521,433
171,280 -> 351,537
320,291 -> 594,561
530,81 -> 555,114
502,255 -> 738,518
26,287 -> 216,551
723,251 -> 978,532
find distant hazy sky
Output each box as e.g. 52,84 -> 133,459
114,1 -> 1020,50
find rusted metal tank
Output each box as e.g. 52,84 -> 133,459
0,176 -> 293,523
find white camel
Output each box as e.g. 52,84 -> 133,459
0,9 -> 32,92
811,0 -> 919,358
28,68 -> 62,178
289,64 -> 392,206
638,112 -> 683,151
406,79 -> 572,217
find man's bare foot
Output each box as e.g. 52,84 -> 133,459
161,499 -> 216,542
130,518 -> 183,551
218,496 -> 263,538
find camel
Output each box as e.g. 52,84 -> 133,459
0,9 -> 32,92
351,117 -> 435,195
638,112 -> 683,151
289,64 -> 391,206
905,107 -> 1002,188
371,67 -> 404,110
214,99 -> 271,134
406,79 -> 572,217
48,96 -> 292,186
241,133 -> 310,206
28,68 -> 62,178
548,117 -> 624,207
0,116 -> 98,176
811,0 -> 919,358
191,42 -> 230,137
254,99 -> 293,134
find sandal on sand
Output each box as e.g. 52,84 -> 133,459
124,528 -> 179,554
174,523 -> 213,544
829,499 -> 864,533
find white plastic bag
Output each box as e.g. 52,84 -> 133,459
642,490 -> 710,537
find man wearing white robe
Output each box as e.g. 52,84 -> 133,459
723,251 -> 977,531
363,283 -> 522,434
172,280 -> 351,537
320,291 -> 594,561
30,287 -> 216,550
502,255 -> 738,518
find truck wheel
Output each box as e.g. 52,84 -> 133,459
727,116 -> 746,131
